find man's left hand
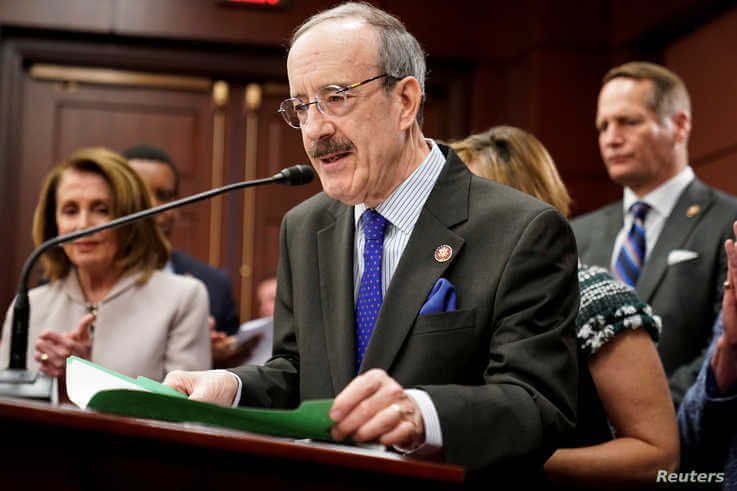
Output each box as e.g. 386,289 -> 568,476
329,368 -> 425,449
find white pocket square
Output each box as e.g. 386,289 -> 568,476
667,249 -> 699,266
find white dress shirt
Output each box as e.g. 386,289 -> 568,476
610,166 -> 695,270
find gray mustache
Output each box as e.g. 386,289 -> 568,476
308,139 -> 354,159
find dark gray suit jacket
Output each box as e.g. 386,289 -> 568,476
572,179 -> 737,404
170,250 -> 239,335
232,146 -> 580,472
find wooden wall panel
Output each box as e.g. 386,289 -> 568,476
247,86 -> 323,316
113,0 -> 334,45
610,0 -> 734,48
696,153 -> 737,197
0,42 -> 26,310
532,50 -> 605,174
666,4 -> 737,196
469,50 -> 613,216
666,6 -> 737,161
565,177 -> 620,218
0,0 -> 112,32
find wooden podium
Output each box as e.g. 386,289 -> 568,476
0,397 -> 465,490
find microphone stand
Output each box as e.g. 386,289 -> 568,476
0,165 -> 313,400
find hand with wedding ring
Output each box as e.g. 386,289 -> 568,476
712,221 -> 737,392
34,313 -> 95,378
329,368 -> 425,449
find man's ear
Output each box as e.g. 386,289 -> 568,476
395,77 -> 423,131
670,110 -> 691,144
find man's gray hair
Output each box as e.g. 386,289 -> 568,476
291,2 -> 427,108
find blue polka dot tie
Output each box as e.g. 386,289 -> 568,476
355,209 -> 387,372
614,201 -> 650,287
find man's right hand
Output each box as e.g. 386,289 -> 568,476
163,370 -> 239,407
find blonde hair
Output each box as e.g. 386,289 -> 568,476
451,126 -> 572,216
32,147 -> 169,283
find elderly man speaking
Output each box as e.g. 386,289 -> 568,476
165,2 -> 579,475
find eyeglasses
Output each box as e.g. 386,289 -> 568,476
278,74 -> 390,129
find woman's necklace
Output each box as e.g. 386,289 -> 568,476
85,303 -> 98,338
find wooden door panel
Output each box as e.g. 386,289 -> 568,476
246,87 -> 323,314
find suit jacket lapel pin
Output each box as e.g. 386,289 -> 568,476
434,244 -> 453,263
686,204 -> 701,218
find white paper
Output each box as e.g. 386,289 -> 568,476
236,317 -> 272,346
66,357 -> 146,409
235,316 -> 274,365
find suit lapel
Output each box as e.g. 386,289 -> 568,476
590,204 -> 622,268
360,150 -> 469,373
317,202 -> 357,393
170,250 -> 186,275
636,179 -> 713,301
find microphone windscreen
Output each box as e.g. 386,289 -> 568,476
278,164 -> 315,186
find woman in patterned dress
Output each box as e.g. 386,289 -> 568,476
452,126 -> 679,488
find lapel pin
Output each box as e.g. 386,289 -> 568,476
434,244 -> 453,263
686,204 -> 701,218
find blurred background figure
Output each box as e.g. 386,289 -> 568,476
0,147 -> 211,382
572,62 -> 737,406
122,144 -> 240,337
452,126 -> 679,487
256,276 -> 276,318
212,275 -> 276,368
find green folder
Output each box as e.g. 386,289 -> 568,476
66,356 -> 334,441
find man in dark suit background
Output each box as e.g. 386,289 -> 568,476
572,62 -> 737,405
164,2 -> 580,475
122,144 -> 240,337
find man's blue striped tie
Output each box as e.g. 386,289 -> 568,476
355,209 -> 387,372
614,201 -> 650,287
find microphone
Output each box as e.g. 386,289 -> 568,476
0,164 -> 314,400
275,164 -> 315,186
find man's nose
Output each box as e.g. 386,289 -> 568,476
301,103 -> 335,141
601,125 -> 623,146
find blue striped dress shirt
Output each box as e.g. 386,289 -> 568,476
353,140 -> 446,298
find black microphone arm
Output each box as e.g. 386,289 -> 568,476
0,164 -> 314,398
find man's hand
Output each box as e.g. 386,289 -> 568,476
712,220 -> 737,392
210,329 -> 232,364
329,369 -> 425,449
163,369 -> 239,406
209,318 -> 263,368
35,313 -> 95,378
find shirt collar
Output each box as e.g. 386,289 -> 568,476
354,139 -> 446,234
623,165 -> 695,217
162,259 -> 175,274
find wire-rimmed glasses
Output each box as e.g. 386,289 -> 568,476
278,73 -> 389,129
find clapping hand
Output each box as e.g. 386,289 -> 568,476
35,313 -> 95,378
712,221 -> 737,392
